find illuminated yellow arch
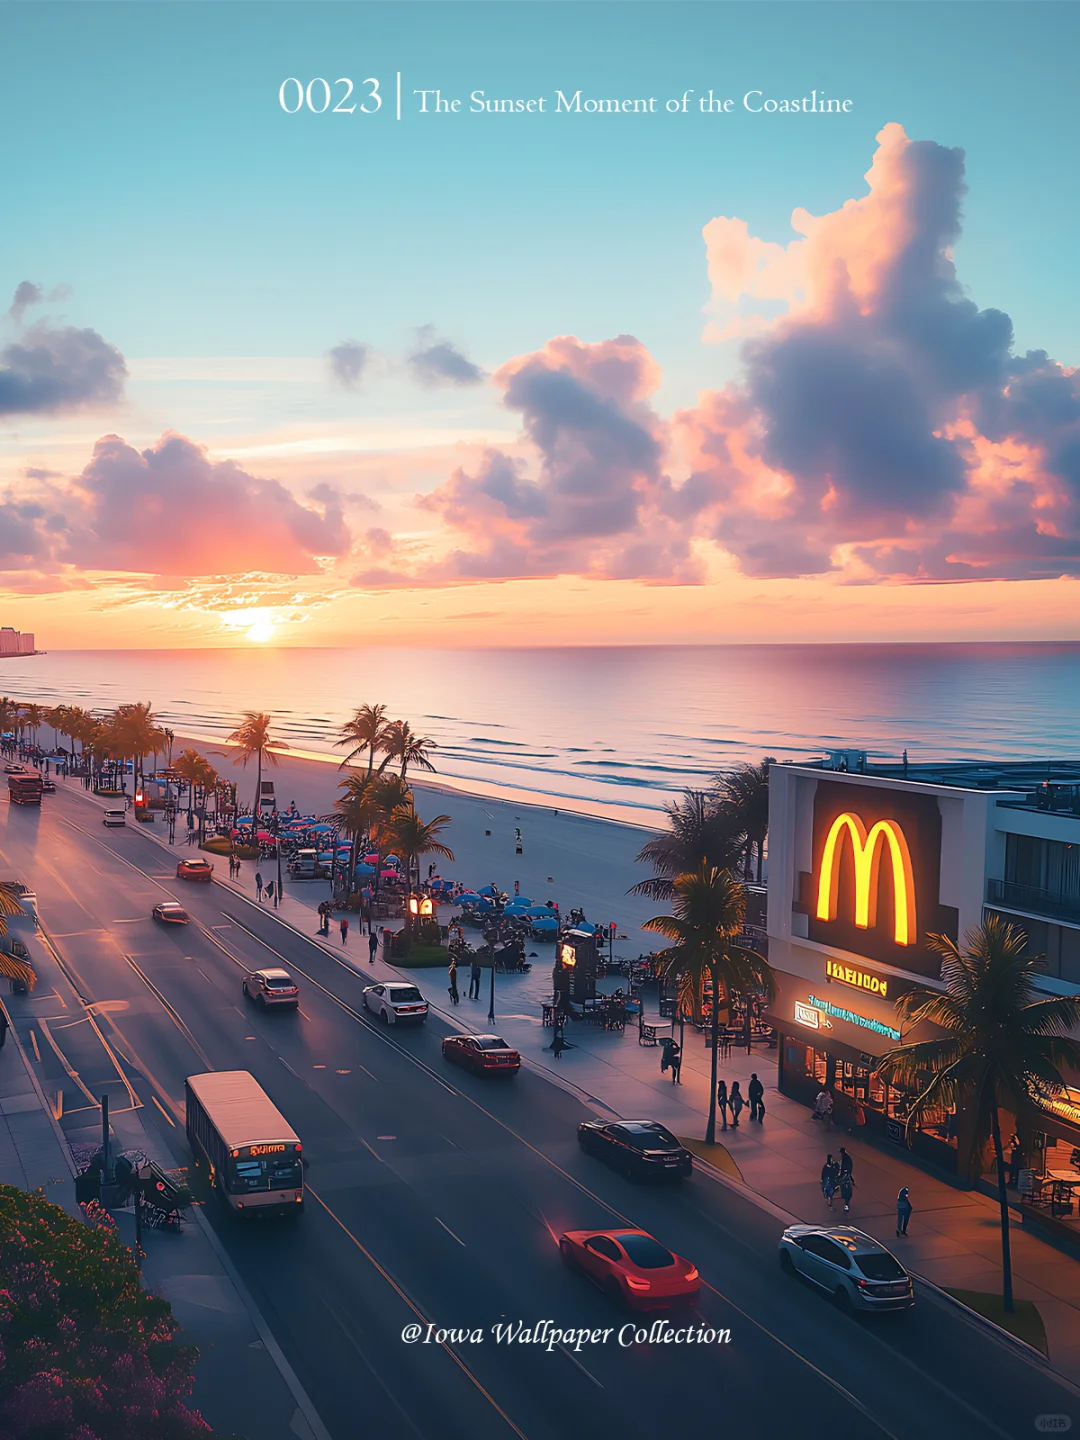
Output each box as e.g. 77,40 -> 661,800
815,812 -> 917,946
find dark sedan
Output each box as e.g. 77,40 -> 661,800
442,1033 -> 521,1075
577,1119 -> 693,1181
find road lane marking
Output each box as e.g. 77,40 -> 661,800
29,1029 -> 40,1062
123,954 -> 214,1071
36,1017 -> 100,1106
278,1055 -> 300,1077
557,1344 -> 603,1388
435,1216 -> 466,1247
152,1094 -> 176,1127
307,1186 -> 529,1440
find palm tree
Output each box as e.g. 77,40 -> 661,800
877,916 -> 1080,1314
384,807 -> 454,891
114,703 -> 158,794
0,882 -> 35,991
20,703 -> 43,748
173,749 -> 208,821
381,720 -> 437,781
644,864 -> 774,1145
713,760 -> 773,882
161,727 -> 175,765
227,711 -> 289,818
631,790 -> 746,903
336,704 -> 392,776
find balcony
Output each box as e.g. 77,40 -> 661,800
987,878 -> 1080,927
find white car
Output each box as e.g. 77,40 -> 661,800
243,967 -> 300,1009
779,1225 -> 914,1311
362,981 -> 429,1026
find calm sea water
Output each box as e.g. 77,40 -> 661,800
2,643 -> 1078,826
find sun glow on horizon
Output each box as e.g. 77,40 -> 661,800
221,608 -> 278,644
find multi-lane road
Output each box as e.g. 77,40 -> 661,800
3,783 -> 1077,1440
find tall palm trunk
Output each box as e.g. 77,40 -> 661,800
989,1095 -> 1014,1313
705,960 -> 720,1144
254,748 -> 263,820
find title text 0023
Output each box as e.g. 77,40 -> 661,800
277,79 -> 853,117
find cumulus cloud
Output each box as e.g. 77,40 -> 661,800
407,325 -> 485,388
53,432 -> 354,576
669,122 -> 1080,581
0,320 -> 127,416
328,339 -> 372,388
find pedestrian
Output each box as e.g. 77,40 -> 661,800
339,916 -> 349,946
896,1186 -> 913,1236
716,1079 -> 729,1131
838,1146 -> 853,1183
813,1088 -> 834,1127
0,1006 -> 8,1050
839,1169 -> 854,1213
748,1072 -> 765,1122
821,1154 -> 839,1208
265,879 -> 275,906
1008,1137 -> 1024,1189
255,871 -> 264,903
368,929 -> 378,962
729,1081 -> 745,1128
448,959 -> 460,1005
469,959 -> 482,999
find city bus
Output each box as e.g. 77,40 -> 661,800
8,772 -> 43,805
185,1070 -> 303,1215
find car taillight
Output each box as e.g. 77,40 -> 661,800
625,1276 -> 651,1291
684,1267 -> 699,1282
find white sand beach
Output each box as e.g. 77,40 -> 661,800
172,734 -> 666,952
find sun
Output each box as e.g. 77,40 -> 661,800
221,608 -> 278,643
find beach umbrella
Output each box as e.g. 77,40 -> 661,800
531,917 -> 558,934
456,891 -> 481,902
257,830 -> 273,844
353,862 -> 376,876
363,853 -> 379,864
504,900 -> 530,913
526,904 -> 554,917
380,869 -> 398,880
310,822 -> 334,834
383,855 -> 400,866
478,884 -> 498,897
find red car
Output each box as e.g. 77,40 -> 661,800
176,859 -> 214,883
442,1034 -> 521,1075
559,1229 -> 700,1310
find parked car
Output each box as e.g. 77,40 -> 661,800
577,1119 -> 693,1181
3,764 -> 25,774
362,982 -> 428,1025
559,1228 -> 700,1309
442,1034 -> 520,1075
243,968 -> 299,1009
41,779 -> 56,793
152,902 -> 189,925
778,1225 -> 914,1311
176,858 -> 213,883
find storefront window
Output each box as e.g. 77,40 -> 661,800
787,1039 -> 957,1148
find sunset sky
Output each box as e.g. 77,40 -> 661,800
1,1 -> 1078,649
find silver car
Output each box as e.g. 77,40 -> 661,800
779,1225 -> 914,1311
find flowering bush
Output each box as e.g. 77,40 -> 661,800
0,1186 -> 233,1439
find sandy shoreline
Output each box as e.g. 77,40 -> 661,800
170,733 -> 665,952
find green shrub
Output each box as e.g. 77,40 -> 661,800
200,838 -> 259,859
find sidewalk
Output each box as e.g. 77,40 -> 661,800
0,999 -> 81,1217
52,775 -> 1080,1382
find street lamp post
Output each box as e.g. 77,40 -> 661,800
488,929 -> 496,1025
274,812 -> 283,907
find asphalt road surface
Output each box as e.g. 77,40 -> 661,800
3,784 -> 1078,1440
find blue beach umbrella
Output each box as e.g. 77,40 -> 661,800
478,884 -> 498,897
456,891 -> 481,903
531,916 -> 558,935
354,861 -> 376,876
526,904 -> 554,918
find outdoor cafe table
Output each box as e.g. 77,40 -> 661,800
1045,1169 -> 1080,1216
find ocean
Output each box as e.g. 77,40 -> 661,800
2,642 -> 1078,826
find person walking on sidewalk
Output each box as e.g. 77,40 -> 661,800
661,1037 -> 682,1084
896,1186 -> 913,1236
821,1154 -> 839,1208
469,959 -> 482,999
748,1072 -> 765,1122
838,1147 -> 854,1185
728,1081 -> 745,1128
447,958 -> 460,1005
368,929 -> 378,962
839,1168 -> 855,1213
265,879 -> 275,907
255,871 -> 264,903
716,1079 -> 729,1130
339,916 -> 349,946
813,1088 -> 833,1127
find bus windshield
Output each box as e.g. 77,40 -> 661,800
229,1154 -> 303,1193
